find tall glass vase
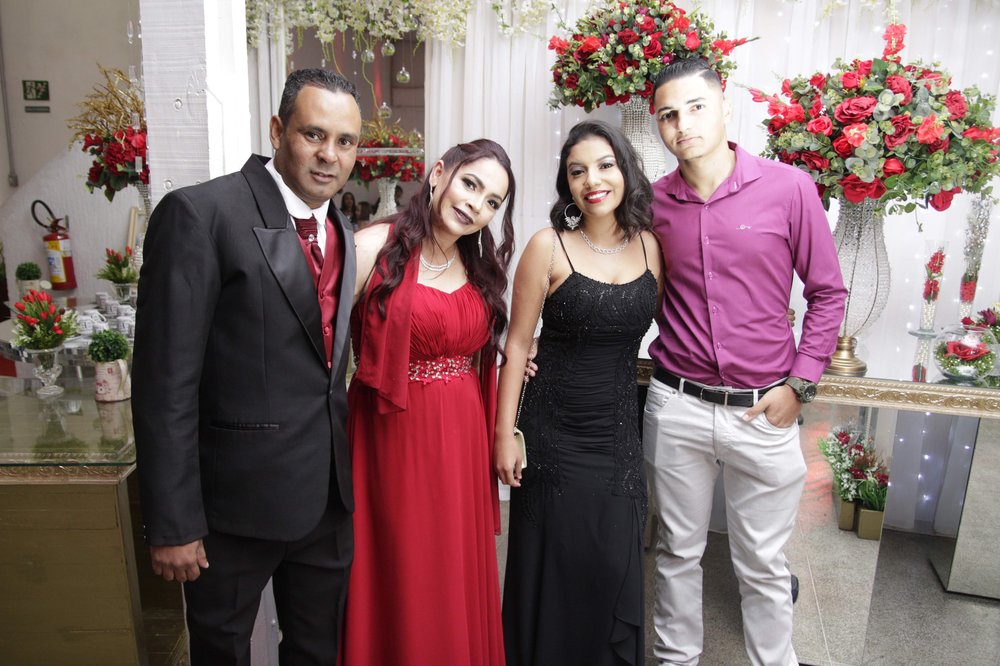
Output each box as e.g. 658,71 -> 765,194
618,96 -> 667,183
373,177 -> 399,221
132,182 -> 152,274
827,198 -> 890,376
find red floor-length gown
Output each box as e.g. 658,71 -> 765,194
342,262 -> 504,666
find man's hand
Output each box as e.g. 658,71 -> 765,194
150,540 -> 209,583
742,384 -> 801,429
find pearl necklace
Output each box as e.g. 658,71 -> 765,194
419,251 -> 456,273
579,230 -> 629,255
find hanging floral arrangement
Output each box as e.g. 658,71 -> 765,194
547,0 -> 752,112
751,23 -> 1000,214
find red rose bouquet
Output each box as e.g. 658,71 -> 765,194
751,23 -> 1000,213
69,66 -> 149,203
962,304 -> 1000,348
351,117 -> 424,184
818,426 -> 888,504
548,0 -> 752,111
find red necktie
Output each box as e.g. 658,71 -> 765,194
293,216 -> 324,283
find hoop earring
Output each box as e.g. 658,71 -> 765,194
563,203 -> 582,230
477,229 -> 483,257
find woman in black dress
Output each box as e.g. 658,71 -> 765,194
496,121 -> 662,665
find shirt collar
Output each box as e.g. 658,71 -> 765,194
658,142 -> 762,203
264,158 -> 331,223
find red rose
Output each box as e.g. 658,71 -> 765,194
809,73 -> 826,90
643,37 -> 663,59
575,36 -> 602,61
834,96 -> 878,123
552,68 -> 562,84
548,36 -> 569,54
640,80 -> 654,98
564,74 -> 579,90
854,60 -> 873,76
786,104 -> 806,123
809,98 -> 824,119
841,71 -> 862,89
613,53 -> 630,74
768,117 -> 790,135
882,157 -> 905,176
884,114 -> 915,149
685,31 -> 700,50
800,151 -> 830,171
885,75 -> 913,105
944,91 -> 968,120
945,340 -> 989,361
929,186 -> 961,211
920,70 -> 944,90
839,174 -> 887,203
927,135 -> 950,154
638,15 -> 657,34
916,114 -> 945,144
843,122 -> 869,147
672,15 -> 690,32
778,151 -> 800,164
87,162 -> 104,185
832,134 -> 854,157
806,116 -> 833,136
618,28 -> 639,46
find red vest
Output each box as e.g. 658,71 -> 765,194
295,217 -> 341,367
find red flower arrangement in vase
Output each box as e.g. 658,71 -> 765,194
547,0 -> 751,112
351,118 -> 424,184
751,23 -> 1000,214
69,66 -> 149,203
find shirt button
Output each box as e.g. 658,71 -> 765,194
716,342 -> 723,350
703,236 -> 710,244
324,326 -> 331,334
708,272 -> 714,279
712,305 -> 719,314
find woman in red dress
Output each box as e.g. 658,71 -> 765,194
342,139 -> 517,665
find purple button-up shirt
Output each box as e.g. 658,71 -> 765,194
649,143 -> 846,388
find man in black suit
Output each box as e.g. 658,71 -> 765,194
132,69 -> 362,665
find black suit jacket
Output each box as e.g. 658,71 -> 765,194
132,155 -> 355,546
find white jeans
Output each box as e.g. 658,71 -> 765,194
643,377 -> 805,666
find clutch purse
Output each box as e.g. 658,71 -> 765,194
513,426 -> 527,468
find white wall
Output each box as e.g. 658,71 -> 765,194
0,0 -> 141,208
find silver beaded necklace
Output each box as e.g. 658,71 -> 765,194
579,229 -> 630,255
419,251 -> 456,272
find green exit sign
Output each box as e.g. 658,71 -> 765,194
23,80 -> 49,101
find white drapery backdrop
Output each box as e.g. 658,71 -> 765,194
424,0 -> 1000,379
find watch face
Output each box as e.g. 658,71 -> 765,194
788,378 -> 817,403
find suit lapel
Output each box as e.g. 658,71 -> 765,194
244,157 -> 326,365
328,208 -> 356,378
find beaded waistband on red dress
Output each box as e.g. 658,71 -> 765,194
408,355 -> 473,384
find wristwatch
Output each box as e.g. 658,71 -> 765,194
785,377 -> 817,403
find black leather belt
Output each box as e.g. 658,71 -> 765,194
652,367 -> 783,408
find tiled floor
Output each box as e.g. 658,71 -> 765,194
496,402 -> 1000,666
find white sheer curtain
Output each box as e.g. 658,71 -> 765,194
424,0 -> 1000,377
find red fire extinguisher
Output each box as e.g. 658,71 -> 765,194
31,199 -> 77,290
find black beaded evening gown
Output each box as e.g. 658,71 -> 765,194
502,233 -> 657,666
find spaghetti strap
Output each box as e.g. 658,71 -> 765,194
638,233 -> 649,271
555,232 -> 576,273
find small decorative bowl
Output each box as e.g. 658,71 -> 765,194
933,324 -> 998,382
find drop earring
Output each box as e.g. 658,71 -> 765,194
428,187 -> 434,208
563,203 -> 582,230
477,229 -> 483,257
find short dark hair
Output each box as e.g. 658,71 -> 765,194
651,58 -> 723,101
278,69 -> 359,125
549,121 -> 651,238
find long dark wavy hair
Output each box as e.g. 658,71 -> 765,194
549,120 -> 652,237
370,139 -> 517,353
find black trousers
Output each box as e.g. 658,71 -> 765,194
182,501 -> 353,666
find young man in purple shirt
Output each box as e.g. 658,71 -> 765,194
643,59 -> 846,665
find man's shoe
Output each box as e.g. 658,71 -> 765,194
791,574 -> 800,604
